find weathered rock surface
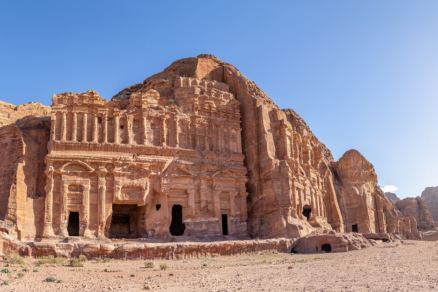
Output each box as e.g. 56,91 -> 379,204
395,197 -> 436,231
0,101 -> 51,126
0,116 -> 50,240
421,186 -> 438,222
0,55 -> 431,245
385,192 -> 400,203
333,150 -> 422,239
292,232 -> 374,253
113,54 -> 344,239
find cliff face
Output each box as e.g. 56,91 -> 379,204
385,192 -> 400,203
421,187 -> 438,222
0,101 -> 51,127
0,116 -> 50,239
395,197 -> 436,231
113,54 -> 347,238
332,150 -> 422,239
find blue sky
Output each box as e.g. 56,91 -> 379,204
1,1 -> 437,199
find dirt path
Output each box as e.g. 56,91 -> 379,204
1,240 -> 437,291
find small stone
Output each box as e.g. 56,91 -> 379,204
169,273 -> 174,276
130,274 -> 135,277
144,285 -> 152,290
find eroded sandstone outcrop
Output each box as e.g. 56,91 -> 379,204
0,101 -> 51,127
385,192 -> 400,203
333,150 -> 422,239
395,197 -> 436,231
0,116 -> 50,240
421,187 -> 438,222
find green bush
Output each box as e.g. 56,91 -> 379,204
78,255 -> 87,262
95,258 -> 102,263
103,258 -> 111,263
1,269 -> 10,274
5,252 -> 25,265
44,277 -> 56,282
70,259 -> 83,267
33,269 -> 39,272
1,281 -> 9,285
22,268 -> 29,272
57,280 -> 63,283
145,262 -> 155,268
159,263 -> 168,271
18,273 -> 25,278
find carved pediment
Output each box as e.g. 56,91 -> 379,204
60,161 -> 93,173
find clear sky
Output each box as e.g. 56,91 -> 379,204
1,1 -> 437,199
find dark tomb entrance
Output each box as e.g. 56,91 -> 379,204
352,224 -> 358,233
67,212 -> 80,236
169,205 -> 185,236
302,205 -> 311,220
222,214 -> 228,236
321,244 -> 332,253
109,205 -> 139,238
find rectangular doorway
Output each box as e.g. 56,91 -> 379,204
67,212 -> 80,236
109,204 -> 139,239
221,214 -> 228,236
352,224 -> 358,233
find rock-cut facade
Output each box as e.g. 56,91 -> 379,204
0,54 -> 432,242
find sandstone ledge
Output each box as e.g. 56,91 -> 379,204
0,233 -> 394,260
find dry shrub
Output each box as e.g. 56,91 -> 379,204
145,262 -> 155,268
38,255 -> 64,265
70,259 -> 83,267
5,252 -> 24,265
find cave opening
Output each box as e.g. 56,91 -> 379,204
321,244 -> 332,253
169,205 -> 185,236
302,205 -> 311,220
67,212 -> 80,236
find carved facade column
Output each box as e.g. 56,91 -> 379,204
161,116 -> 166,147
127,115 -> 133,145
237,128 -> 242,154
200,188 -> 208,211
50,113 -> 56,141
212,190 -> 222,219
61,111 -> 67,142
98,169 -> 107,237
82,112 -> 88,142
142,113 -> 147,145
102,114 -> 108,144
92,114 -> 98,143
60,182 -> 69,237
42,165 -> 55,237
114,115 -> 120,144
186,189 -> 195,217
174,116 -> 180,147
229,192 -> 237,217
186,120 -> 191,148
72,111 -> 78,142
82,184 -> 91,237
239,192 -> 248,221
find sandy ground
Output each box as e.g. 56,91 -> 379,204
1,240 -> 438,292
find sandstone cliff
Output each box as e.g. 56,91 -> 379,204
0,101 -> 51,127
113,54 -> 347,238
332,150 -> 422,239
385,192 -> 400,203
421,187 -> 438,222
395,197 -> 436,231
0,116 -> 50,239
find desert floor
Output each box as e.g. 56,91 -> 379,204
1,240 -> 438,292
